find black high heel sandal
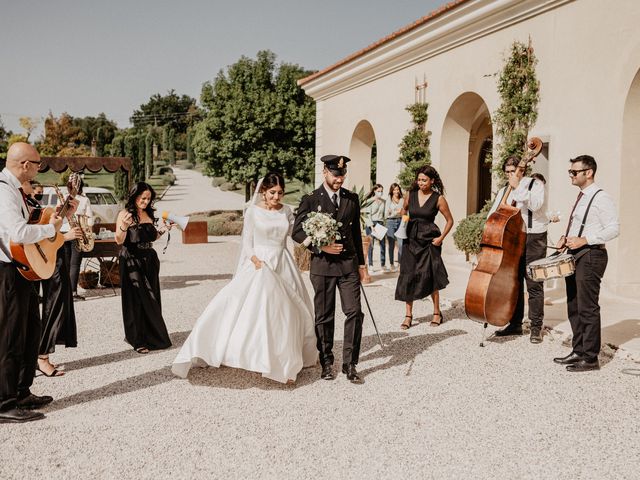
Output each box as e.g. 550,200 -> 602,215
401,315 -> 413,330
430,312 -> 443,327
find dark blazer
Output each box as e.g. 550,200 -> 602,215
292,185 -> 365,277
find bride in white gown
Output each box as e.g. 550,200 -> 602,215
172,172 -> 317,383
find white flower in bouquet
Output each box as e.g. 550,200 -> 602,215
301,212 -> 342,249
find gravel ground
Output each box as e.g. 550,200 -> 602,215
2,172 -> 638,479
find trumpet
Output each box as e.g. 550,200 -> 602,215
53,185 -> 95,253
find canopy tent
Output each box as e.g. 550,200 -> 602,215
39,156 -> 132,184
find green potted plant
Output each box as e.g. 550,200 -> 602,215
453,202 -> 491,263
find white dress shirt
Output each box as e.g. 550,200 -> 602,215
0,168 -> 56,263
488,177 -> 548,234
323,183 -> 340,207
567,183 -> 619,245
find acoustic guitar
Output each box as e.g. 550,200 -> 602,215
10,175 -> 81,281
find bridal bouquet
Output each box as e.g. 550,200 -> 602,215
294,212 -> 342,271
302,212 -> 342,248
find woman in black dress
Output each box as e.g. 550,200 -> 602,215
35,181 -> 83,377
395,165 -> 454,329
115,182 -> 172,354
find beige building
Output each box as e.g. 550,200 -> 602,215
299,0 -> 640,298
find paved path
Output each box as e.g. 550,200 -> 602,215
157,167 -> 245,215
1,170 -> 638,479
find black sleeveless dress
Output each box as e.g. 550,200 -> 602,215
395,190 -> 449,301
119,223 -> 171,351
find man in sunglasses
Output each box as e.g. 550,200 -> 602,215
0,142 -> 65,423
553,155 -> 619,372
488,156 -> 549,343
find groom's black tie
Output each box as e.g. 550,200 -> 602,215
332,193 -> 338,210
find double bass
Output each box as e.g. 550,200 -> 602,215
464,138 -> 543,337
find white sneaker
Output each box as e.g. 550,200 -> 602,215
383,266 -> 391,273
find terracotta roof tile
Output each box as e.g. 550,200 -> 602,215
299,0 -> 472,86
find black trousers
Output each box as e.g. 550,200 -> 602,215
0,263 -> 41,411
510,232 -> 547,328
310,271 -> 364,367
565,248 -> 607,361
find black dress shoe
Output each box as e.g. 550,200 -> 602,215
342,364 -> 364,384
0,408 -> 45,423
553,352 -> 584,365
566,359 -> 600,372
17,393 -> 53,410
530,327 -> 543,344
321,364 -> 335,380
494,324 -> 523,337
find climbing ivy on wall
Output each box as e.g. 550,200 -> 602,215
453,39 -> 540,257
397,102 -> 431,190
493,38 -> 540,181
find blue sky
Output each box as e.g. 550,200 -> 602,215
0,0 -> 447,134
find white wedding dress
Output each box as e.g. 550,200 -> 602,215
172,204 -> 317,383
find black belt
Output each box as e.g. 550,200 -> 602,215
568,244 -> 605,255
134,242 -> 153,250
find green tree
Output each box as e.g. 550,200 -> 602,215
73,113 -> 118,148
493,39 -> 540,181
145,131 -> 153,180
186,128 -> 194,166
0,116 -> 10,165
193,50 -> 316,199
167,128 -> 175,165
40,112 -> 86,155
130,90 -> 199,135
397,102 -> 431,189
95,127 -> 104,157
137,134 -> 146,182
111,135 -> 128,200
124,133 -> 142,185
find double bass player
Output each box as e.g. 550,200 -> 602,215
488,156 -> 548,343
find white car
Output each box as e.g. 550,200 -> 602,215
41,186 -> 120,224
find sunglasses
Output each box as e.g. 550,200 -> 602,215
568,168 -> 591,177
23,160 -> 42,166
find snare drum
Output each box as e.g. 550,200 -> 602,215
526,253 -> 575,282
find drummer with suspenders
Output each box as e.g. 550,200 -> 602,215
488,156 -> 549,343
553,155 -> 619,372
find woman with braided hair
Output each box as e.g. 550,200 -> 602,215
395,165 -> 454,330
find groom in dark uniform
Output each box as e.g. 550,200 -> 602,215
293,155 -> 367,384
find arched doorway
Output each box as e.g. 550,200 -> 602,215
348,120 -> 376,190
440,92 -> 493,224
619,68 -> 640,295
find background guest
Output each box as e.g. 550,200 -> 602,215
385,183 -> 404,272
39,184 -> 83,377
116,182 -> 172,354
395,165 -> 453,329
364,183 -> 387,272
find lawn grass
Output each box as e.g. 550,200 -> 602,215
36,169 -> 169,195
